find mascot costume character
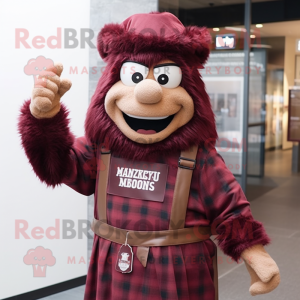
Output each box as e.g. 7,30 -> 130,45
19,12 -> 280,300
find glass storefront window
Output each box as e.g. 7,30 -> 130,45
201,49 -> 266,176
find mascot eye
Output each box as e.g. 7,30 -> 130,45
120,61 -> 149,87
157,74 -> 169,85
132,72 -> 143,83
153,65 -> 182,88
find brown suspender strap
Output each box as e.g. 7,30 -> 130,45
136,146 -> 198,267
96,147 -> 111,223
169,145 -> 198,230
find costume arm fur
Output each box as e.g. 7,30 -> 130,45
18,100 -> 96,196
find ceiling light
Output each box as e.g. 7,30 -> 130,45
213,28 -> 220,31
256,24 -> 263,28
225,26 -> 246,32
250,35 -> 256,38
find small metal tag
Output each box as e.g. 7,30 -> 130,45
115,232 -> 133,274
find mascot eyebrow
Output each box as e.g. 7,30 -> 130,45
154,63 -> 180,68
124,61 -> 180,69
125,60 -> 148,68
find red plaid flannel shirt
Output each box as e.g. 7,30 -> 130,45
63,137 -> 268,300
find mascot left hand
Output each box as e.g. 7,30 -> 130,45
241,244 -> 280,296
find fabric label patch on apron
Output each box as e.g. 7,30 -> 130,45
107,156 -> 168,202
115,244 -> 133,274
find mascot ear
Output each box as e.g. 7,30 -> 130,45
184,26 -> 211,67
97,23 -> 125,60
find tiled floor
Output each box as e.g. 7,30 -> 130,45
42,149 -> 300,300
39,286 -> 85,300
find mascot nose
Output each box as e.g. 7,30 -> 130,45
134,79 -> 163,104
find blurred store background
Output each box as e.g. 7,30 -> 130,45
1,0 -> 300,299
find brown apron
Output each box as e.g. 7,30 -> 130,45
91,146 -> 218,300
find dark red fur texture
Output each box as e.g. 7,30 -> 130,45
98,22 -> 211,68
215,215 -> 271,261
86,34 -> 217,159
18,100 -> 75,187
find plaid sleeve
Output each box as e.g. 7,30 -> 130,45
62,136 -> 97,196
198,147 -> 270,261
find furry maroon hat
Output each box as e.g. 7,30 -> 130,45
97,12 -> 211,67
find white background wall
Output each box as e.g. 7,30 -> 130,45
0,0 -> 90,298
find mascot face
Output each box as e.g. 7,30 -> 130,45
104,59 -> 194,144
85,12 -> 217,160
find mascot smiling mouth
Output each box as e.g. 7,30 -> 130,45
122,112 -> 175,134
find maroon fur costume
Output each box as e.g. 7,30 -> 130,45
19,12 -> 270,300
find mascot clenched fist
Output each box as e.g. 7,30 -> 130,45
19,12 -> 279,300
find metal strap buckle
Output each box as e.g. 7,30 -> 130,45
178,157 -> 196,170
101,146 -> 111,154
